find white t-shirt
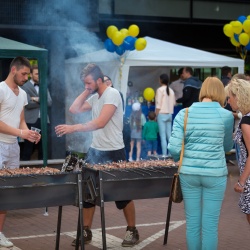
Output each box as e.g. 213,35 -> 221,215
87,87 -> 124,151
0,81 -> 28,143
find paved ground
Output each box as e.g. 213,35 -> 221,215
1,161 -> 250,250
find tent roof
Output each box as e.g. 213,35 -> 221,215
66,36 -> 244,69
0,37 -> 47,52
125,37 -> 244,68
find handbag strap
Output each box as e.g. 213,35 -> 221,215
177,108 -> 189,173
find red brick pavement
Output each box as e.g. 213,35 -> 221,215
1,162 -> 250,250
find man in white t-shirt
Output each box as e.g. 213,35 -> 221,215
55,64 -> 139,247
0,56 -> 41,248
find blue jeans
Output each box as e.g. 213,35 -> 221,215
180,174 -> 227,250
157,113 -> 172,155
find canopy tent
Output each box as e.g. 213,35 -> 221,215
65,36 -> 244,100
0,37 -> 49,165
64,36 -> 244,153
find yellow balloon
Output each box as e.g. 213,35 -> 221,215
230,37 -> 240,47
128,24 -> 140,37
232,21 -> 243,34
120,28 -> 129,38
223,24 -> 234,37
106,25 -> 118,39
135,38 -> 147,51
112,31 -> 124,46
243,20 -> 250,33
143,88 -> 155,101
247,15 -> 250,20
239,33 -> 250,46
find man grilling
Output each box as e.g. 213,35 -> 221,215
55,63 -> 139,247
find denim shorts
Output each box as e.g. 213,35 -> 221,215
146,140 -> 158,152
0,141 -> 20,169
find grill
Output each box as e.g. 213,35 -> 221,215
82,162 -> 178,249
0,171 -> 84,250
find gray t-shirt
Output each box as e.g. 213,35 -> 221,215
87,87 -> 124,151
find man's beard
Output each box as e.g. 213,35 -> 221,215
13,74 -> 25,86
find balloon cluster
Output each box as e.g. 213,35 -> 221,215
223,15 -> 250,59
104,24 -> 147,56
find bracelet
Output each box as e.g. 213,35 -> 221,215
237,180 -> 244,188
20,129 -> 23,136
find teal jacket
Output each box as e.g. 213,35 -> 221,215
168,102 -> 234,176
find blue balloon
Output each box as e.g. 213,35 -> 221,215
104,38 -> 116,53
238,15 -> 247,24
234,34 -> 239,42
245,42 -> 250,50
115,44 -> 125,56
123,36 -> 136,50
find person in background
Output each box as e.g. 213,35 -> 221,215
104,75 -> 124,110
221,66 -> 232,87
128,102 -> 146,161
142,111 -> 159,157
176,67 -> 202,108
0,57 -> 41,248
55,63 -> 139,247
155,73 -> 176,157
170,67 -> 184,100
227,78 -> 250,225
245,70 -> 250,80
21,65 -> 52,160
168,77 -> 234,250
104,75 -> 131,160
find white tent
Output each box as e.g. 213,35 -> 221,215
65,36 -> 244,100
64,37 -> 244,153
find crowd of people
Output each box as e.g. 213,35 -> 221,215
1,58 -> 250,249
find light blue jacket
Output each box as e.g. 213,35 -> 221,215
168,102 -> 234,176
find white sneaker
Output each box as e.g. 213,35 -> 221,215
128,157 -> 133,162
0,232 -> 13,247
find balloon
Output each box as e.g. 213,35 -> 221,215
223,24 -> 234,37
232,21 -> 243,34
135,38 -> 147,51
239,33 -> 250,46
128,24 -> 140,37
143,88 -> 155,101
120,28 -> 129,38
246,42 -> 250,50
123,36 -> 136,50
238,15 -> 247,23
234,33 -> 239,42
106,25 -> 118,39
248,15 -> 250,20
243,20 -> 250,33
115,44 -> 125,56
230,37 -> 240,47
104,38 -> 116,52
112,31 -> 124,46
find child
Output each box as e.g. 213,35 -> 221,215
129,102 -> 146,161
143,111 -> 159,156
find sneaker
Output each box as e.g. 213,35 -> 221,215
136,158 -> 140,162
128,157 -> 133,162
0,232 -> 13,248
71,226 -> 92,246
121,226 -> 139,247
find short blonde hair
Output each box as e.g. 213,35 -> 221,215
227,78 -> 250,114
199,77 -> 226,106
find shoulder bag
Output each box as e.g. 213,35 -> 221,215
171,108 -> 189,203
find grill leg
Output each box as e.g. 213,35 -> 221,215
100,201 -> 107,250
163,197 -> 173,245
55,206 -> 62,250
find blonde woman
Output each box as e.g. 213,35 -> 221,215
227,78 -> 250,224
168,77 -> 234,250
